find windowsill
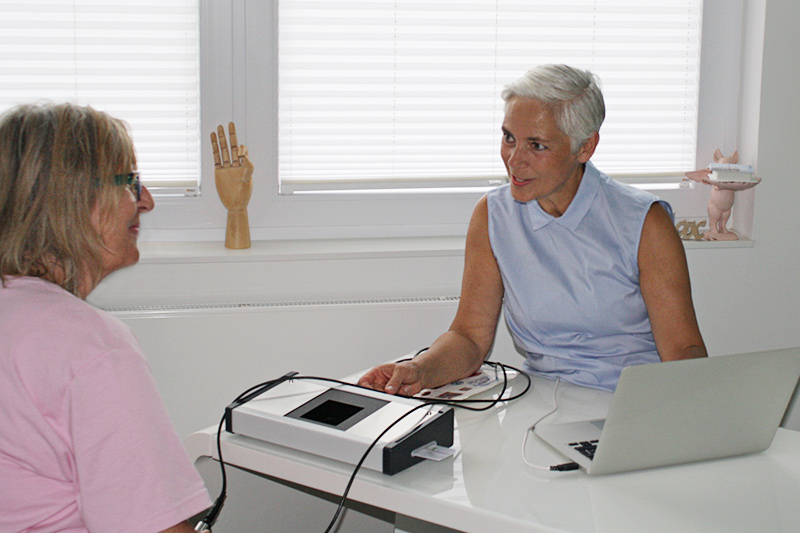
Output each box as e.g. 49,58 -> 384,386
135,234 -> 753,265
682,238 -> 754,249
90,234 -> 756,310
135,235 -> 468,264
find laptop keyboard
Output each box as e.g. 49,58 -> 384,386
570,440 -> 599,459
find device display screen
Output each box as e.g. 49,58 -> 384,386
286,388 -> 388,431
300,400 -> 364,427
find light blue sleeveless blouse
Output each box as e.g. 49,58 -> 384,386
487,162 -> 674,391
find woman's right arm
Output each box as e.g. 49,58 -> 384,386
358,196 -> 505,395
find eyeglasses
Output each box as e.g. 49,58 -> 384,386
113,172 -> 142,201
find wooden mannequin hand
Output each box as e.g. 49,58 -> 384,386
210,122 -> 253,248
211,122 -> 253,212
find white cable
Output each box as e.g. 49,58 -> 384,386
521,378 -> 561,469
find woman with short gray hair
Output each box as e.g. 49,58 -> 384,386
361,64 -> 707,395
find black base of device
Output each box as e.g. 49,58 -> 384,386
382,406 -> 454,475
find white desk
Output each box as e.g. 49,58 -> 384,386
186,374 -> 800,532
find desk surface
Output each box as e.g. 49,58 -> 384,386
186,374 -> 800,532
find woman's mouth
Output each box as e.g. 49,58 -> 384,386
511,174 -> 533,186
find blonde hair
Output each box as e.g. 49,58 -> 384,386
0,102 -> 136,296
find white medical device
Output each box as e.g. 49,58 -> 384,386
225,373 -> 454,475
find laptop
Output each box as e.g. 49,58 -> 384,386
533,348 -> 800,475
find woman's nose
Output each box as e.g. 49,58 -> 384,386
138,185 -> 155,212
506,146 -> 527,168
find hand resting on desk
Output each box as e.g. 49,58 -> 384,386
358,360 -> 425,396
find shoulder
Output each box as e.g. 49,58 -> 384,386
599,170 -> 657,206
486,183 -> 511,209
1,278 -> 147,433
641,201 -> 681,246
485,184 -> 520,230
2,277 -> 140,376
468,194 -> 490,237
599,169 -> 673,216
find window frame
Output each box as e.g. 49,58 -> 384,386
139,0 -> 744,242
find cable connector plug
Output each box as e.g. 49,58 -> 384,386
550,462 -> 579,471
195,493 -> 225,531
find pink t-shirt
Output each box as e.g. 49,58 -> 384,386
0,277 -> 211,532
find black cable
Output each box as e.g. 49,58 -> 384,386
193,415 -> 227,531
321,402 -> 432,533
196,372 -> 297,531
315,361 -> 531,531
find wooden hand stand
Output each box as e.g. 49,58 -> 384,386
211,122 -> 254,249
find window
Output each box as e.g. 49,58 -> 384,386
2,0 -> 746,241
0,0 -> 200,196
278,0 -> 703,193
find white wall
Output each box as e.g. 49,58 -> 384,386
683,0 -> 800,435
117,299 -> 462,439
684,0 -> 800,357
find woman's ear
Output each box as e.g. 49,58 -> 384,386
577,131 -> 600,163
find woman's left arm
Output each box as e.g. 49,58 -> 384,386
638,203 -> 708,361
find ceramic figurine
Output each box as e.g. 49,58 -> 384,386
684,150 -> 761,241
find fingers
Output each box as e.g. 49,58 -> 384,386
390,363 -> 425,396
229,122 -> 239,162
217,125 -> 231,166
239,145 -> 253,183
210,132 -> 222,168
359,364 -> 421,396
358,365 -> 394,393
358,367 -> 386,390
384,372 -> 410,395
213,122 -> 248,168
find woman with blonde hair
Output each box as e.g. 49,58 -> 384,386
0,103 -> 211,532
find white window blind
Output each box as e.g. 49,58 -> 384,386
279,0 -> 702,193
0,0 -> 200,196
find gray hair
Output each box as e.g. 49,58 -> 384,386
502,64 -> 605,153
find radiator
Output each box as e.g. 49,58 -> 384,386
108,295 -> 462,439
103,295 -> 460,316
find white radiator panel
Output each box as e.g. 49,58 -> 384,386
112,297 -> 463,439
